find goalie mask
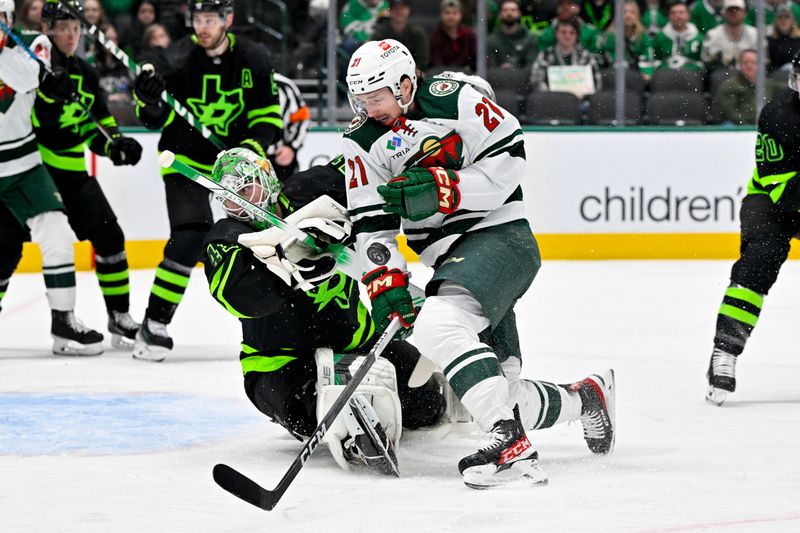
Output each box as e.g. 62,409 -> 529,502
211,148 -> 282,223
346,39 -> 417,115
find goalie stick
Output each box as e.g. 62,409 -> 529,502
213,316 -> 402,511
158,150 -> 426,304
57,0 -> 227,151
0,18 -> 116,145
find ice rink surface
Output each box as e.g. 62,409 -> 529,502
1,261 -> 799,533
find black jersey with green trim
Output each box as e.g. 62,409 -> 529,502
201,159 -> 373,374
748,89 -> 800,211
32,45 -> 119,170
137,34 -> 282,167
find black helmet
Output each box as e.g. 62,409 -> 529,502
790,49 -> 800,92
189,0 -> 234,16
42,0 -> 81,27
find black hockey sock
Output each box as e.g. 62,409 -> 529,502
145,259 -> 193,323
714,285 -> 763,356
95,251 -> 130,313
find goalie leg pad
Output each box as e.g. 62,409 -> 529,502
315,348 -> 403,472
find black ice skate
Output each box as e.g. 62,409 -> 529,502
458,418 -> 547,489
343,394 -> 400,477
108,311 -> 140,350
51,310 -> 104,356
569,369 -> 616,455
706,348 -> 737,406
132,318 -> 173,362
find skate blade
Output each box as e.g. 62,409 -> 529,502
111,333 -> 135,351
132,343 -> 168,362
52,336 -> 104,356
462,460 -> 549,490
706,386 -> 728,406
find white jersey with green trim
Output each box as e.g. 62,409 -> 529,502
343,78 -> 527,275
0,32 -> 50,178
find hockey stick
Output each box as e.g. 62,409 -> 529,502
213,316 -> 402,511
158,150 -> 355,270
0,19 -> 115,145
57,0 -> 227,151
158,150 -> 427,304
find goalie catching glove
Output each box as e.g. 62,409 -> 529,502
378,167 -> 461,221
237,195 -> 352,291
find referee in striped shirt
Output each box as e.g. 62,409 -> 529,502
270,73 -> 311,181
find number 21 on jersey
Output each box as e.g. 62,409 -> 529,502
475,97 -> 505,132
348,156 -> 368,189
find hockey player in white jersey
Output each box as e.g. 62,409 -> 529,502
0,1 -> 104,355
343,39 -> 615,489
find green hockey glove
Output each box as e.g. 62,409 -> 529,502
378,167 -> 461,222
362,266 -> 417,333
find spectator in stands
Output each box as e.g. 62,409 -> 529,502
79,0 -> 107,64
642,0 -> 668,38
16,0 -> 43,30
95,23 -> 134,106
102,0 -> 134,33
84,0 -> 106,26
747,0 -> 800,28
691,0 -> 724,34
767,5 -> 800,71
487,0 -> 538,69
529,17 -> 602,92
602,1 -> 654,77
138,23 -> 171,70
702,0 -> 757,69
517,0 -> 559,34
121,0 -> 159,57
581,0 -> 613,32
653,1 -> 703,71
340,0 -> 389,55
718,49 -> 781,124
165,1 -> 192,42
429,0 -> 477,71
538,0 -> 600,52
372,0 -> 430,72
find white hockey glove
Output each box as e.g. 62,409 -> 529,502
314,348 -> 402,472
237,195 -> 352,290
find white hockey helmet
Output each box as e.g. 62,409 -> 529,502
346,39 -> 417,114
0,0 -> 15,25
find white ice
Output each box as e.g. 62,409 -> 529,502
1,261 -> 800,532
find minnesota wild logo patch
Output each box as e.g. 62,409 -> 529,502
405,131 -> 465,170
429,80 -> 460,97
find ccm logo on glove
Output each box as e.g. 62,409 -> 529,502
431,167 -> 459,212
378,166 -> 461,221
